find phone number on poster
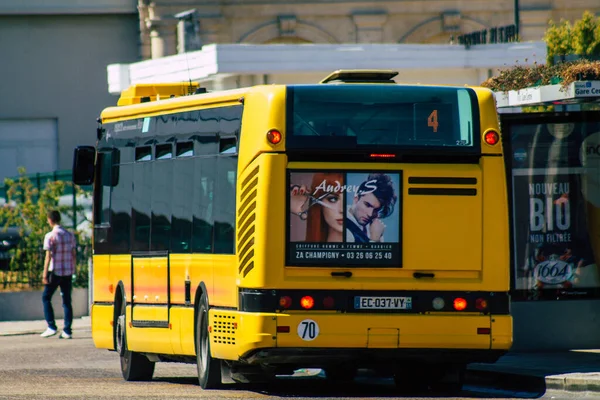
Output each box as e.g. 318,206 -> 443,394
345,252 -> 393,260
294,251 -> 393,260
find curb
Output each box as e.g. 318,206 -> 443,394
545,373 -> 600,392
468,366 -> 600,394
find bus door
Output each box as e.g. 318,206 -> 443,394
131,251 -> 170,327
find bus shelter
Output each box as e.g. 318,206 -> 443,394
496,81 -> 600,350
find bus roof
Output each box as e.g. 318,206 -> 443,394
102,70 -> 492,123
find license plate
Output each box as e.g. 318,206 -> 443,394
354,296 -> 412,310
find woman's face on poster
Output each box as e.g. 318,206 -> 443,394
321,192 -> 344,233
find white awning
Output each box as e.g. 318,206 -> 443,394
107,42 -> 547,94
495,81 -> 600,109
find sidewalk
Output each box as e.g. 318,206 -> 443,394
2,317 -> 600,394
0,316 -> 91,337
468,349 -> 600,393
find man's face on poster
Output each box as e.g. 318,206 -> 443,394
351,192 -> 381,226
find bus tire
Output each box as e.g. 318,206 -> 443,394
196,294 -> 222,389
117,300 -> 155,381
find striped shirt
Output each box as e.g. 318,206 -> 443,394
43,225 -> 76,276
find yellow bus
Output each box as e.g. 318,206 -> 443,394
72,70 -> 511,392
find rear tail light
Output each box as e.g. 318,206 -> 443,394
266,129 -> 282,144
300,296 -> 315,310
279,296 -> 292,309
323,296 -> 335,309
477,327 -> 491,335
475,298 -> 488,311
484,130 -> 500,145
453,297 -> 467,311
277,326 -> 290,333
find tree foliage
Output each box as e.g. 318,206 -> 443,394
544,11 -> 600,65
0,168 -> 91,290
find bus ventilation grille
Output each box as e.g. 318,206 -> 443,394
238,165 -> 259,278
212,314 -> 237,346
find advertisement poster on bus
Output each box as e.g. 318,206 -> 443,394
510,121 -> 600,300
287,171 -> 401,266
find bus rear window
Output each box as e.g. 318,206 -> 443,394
287,85 -> 479,151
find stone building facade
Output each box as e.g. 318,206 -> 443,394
137,0 -> 600,60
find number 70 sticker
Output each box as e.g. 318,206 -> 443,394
297,319 -> 320,341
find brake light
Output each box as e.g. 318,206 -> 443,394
475,298 -> 488,311
453,297 -> 467,311
484,130 -> 499,145
323,296 -> 335,309
477,327 -> 491,335
267,129 -> 282,144
300,296 -> 315,309
279,296 -> 292,309
277,326 -> 290,333
369,153 -> 395,158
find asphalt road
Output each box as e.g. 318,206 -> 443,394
0,330 -> 544,400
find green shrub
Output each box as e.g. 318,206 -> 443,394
573,11 -> 600,57
0,168 -> 91,290
544,19 -> 574,65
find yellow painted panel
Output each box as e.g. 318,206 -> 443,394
209,310 -> 277,361
275,313 -> 491,350
403,165 -> 482,271
132,306 -> 168,322
109,255 -> 131,301
188,255 -> 214,304
213,255 -> 237,307
151,257 -> 169,304
132,257 -> 152,304
169,255 -> 192,305
91,304 -> 114,350
126,306 -> 174,354
92,255 -> 112,302
491,315 -> 513,350
177,308 -> 196,355
481,157 -> 511,291
132,256 -> 168,304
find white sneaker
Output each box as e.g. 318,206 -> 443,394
59,331 -> 72,339
40,328 -> 57,338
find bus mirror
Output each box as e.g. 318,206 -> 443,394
73,146 -> 96,185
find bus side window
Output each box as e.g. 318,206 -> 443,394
192,157 -> 215,253
93,150 -> 113,253
171,153 -> 194,252
132,147 -> 152,251
214,156 -> 237,254
151,146 -> 173,251
110,162 -> 132,253
95,150 -> 113,226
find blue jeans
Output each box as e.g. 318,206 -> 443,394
42,273 -> 73,334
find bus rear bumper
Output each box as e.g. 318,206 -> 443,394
210,310 -> 512,365
242,347 -> 507,367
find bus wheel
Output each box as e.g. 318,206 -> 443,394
196,294 -> 222,389
117,300 -> 155,381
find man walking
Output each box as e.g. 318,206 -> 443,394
40,210 -> 76,339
